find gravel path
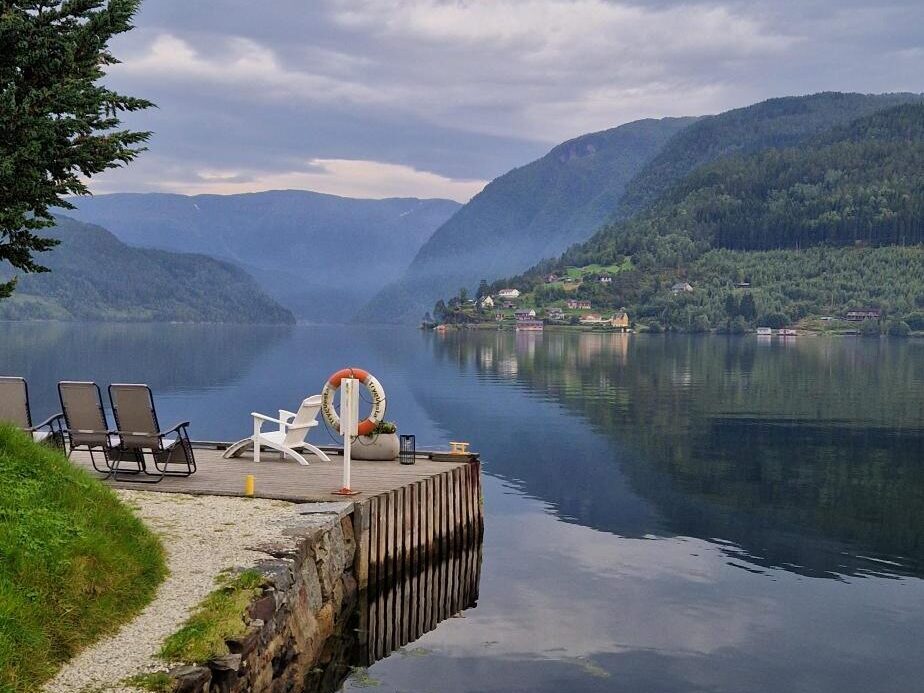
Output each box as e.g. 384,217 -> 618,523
43,491 -> 293,693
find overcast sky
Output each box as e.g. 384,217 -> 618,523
91,0 -> 924,202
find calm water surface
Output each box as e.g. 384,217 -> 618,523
3,323 -> 924,692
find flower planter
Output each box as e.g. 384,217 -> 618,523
352,433 -> 399,461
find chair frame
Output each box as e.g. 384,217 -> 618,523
108,384 -> 196,483
0,376 -> 66,449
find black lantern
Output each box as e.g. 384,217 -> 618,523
399,434 -> 416,465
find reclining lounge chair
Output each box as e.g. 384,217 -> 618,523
58,380 -> 119,476
108,383 -> 197,481
223,394 -> 331,465
0,376 -> 64,448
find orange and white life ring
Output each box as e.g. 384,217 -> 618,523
321,368 -> 387,436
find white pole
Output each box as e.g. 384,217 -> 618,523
340,377 -> 359,493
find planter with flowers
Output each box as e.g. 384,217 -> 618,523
352,421 -> 399,461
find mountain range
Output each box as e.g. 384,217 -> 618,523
11,90 -> 923,327
63,190 -> 461,322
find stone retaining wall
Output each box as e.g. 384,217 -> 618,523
168,503 -> 358,693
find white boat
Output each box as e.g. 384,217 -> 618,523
756,327 -> 772,336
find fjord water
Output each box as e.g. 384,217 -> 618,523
3,323 -> 923,692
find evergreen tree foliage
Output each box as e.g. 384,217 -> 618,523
0,0 -> 151,299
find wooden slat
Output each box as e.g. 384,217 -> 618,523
422,477 -> 433,633
367,497 -> 378,588
354,499 -> 370,590
376,494 -> 387,582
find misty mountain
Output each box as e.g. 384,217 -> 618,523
63,190 -> 461,322
0,217 -> 294,323
357,117 -> 695,324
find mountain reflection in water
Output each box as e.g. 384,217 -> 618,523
423,330 -> 924,580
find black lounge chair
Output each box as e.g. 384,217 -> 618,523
108,383 -> 196,481
0,376 -> 65,449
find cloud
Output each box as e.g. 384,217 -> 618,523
117,33 -> 385,105
89,157 -> 486,202
90,0 -> 924,197
116,0 -> 797,143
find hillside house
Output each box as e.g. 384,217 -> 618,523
566,299 -> 591,310
545,273 -> 560,283
498,288 -> 521,299
671,282 -> 694,294
610,311 -> 630,331
514,309 -> 537,320
548,309 -> 567,322
480,295 -> 494,309
599,275 -> 613,284
579,313 -> 605,325
845,308 -> 882,322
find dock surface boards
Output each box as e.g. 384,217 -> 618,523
69,446 -> 470,503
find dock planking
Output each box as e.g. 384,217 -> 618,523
69,445 -> 470,502
69,443 -> 484,591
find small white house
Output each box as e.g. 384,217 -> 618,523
498,288 -> 521,299
671,282 -> 694,294
480,295 -> 494,309
599,275 -> 613,284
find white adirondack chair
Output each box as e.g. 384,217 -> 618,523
223,395 -> 331,465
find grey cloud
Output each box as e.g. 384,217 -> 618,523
94,0 -> 924,198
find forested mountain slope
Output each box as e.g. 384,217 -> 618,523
358,117 -> 695,324
0,217 -> 294,323
64,190 -> 460,322
561,102 -> 924,265
613,91 -> 922,223
471,102 -> 924,331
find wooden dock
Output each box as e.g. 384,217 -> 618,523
69,444 -> 484,590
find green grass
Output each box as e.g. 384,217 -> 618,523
159,569 -> 264,664
123,671 -> 174,692
564,259 -> 632,279
0,425 -> 166,693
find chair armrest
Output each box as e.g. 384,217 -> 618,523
30,413 -> 64,431
158,421 -> 190,436
279,409 -> 296,422
251,412 -> 285,426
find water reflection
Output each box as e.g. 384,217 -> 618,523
0,322 -> 290,422
424,331 -> 924,579
5,323 -> 924,692
306,538 -> 482,693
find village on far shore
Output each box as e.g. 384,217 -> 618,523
424,263 -> 898,336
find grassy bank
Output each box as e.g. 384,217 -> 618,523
160,569 -> 264,664
0,426 -> 166,692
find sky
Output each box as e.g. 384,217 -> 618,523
92,0 -> 924,202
